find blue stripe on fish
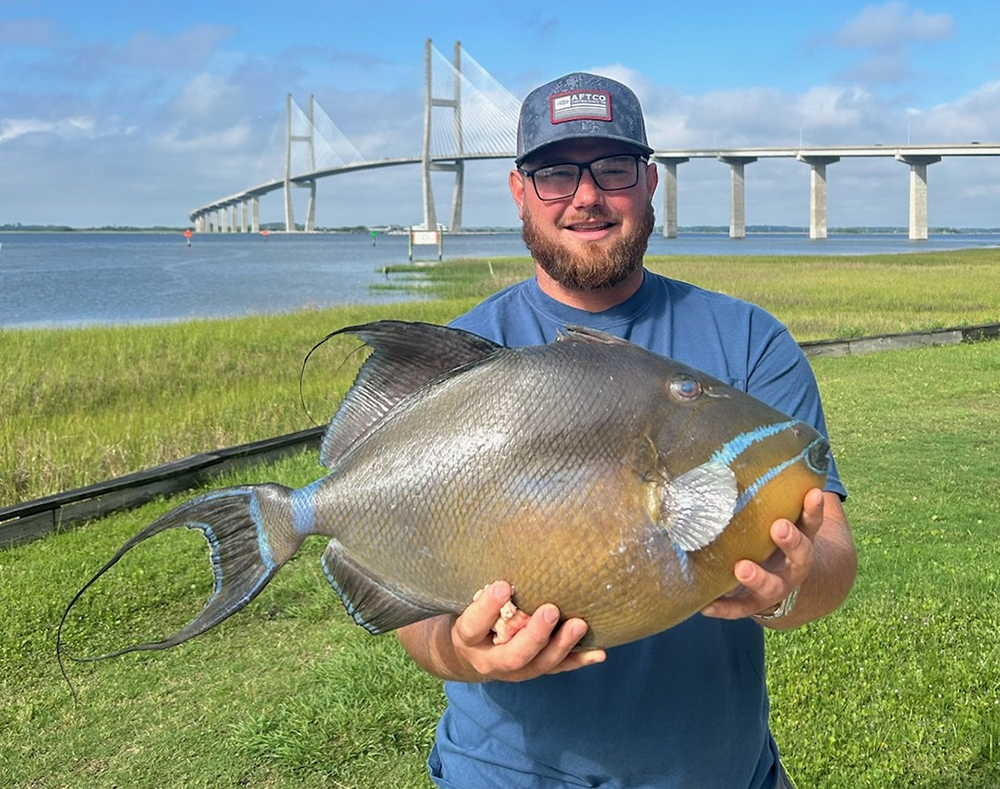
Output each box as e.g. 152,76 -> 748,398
197,520 -> 224,596
291,482 -> 320,538
672,542 -> 695,584
735,436 -> 827,514
249,491 -> 277,572
709,420 -> 800,468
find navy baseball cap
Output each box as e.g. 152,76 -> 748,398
515,72 -> 654,166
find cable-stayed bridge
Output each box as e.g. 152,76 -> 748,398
189,40 -> 518,234
190,40 -> 1000,241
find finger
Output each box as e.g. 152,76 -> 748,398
796,487 -> 826,539
518,616 -> 602,676
770,517 -> 815,578
702,558 -> 788,620
545,645 -> 607,675
453,581 -> 514,646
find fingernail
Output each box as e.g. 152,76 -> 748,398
543,606 -> 559,625
492,581 -> 509,600
776,521 -> 791,540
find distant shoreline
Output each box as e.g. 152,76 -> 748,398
4,225 -> 1000,235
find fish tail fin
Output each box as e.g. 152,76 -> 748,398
58,483 -> 304,669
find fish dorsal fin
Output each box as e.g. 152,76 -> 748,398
662,459 -> 738,551
318,321 -> 500,468
321,539 -> 453,634
556,325 -> 632,346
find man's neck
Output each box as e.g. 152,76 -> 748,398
534,265 -> 645,313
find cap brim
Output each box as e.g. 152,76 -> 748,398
515,135 -> 654,166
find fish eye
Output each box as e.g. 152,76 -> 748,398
669,375 -> 702,401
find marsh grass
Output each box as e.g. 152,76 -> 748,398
0,299 -> 477,507
2,248 -> 1000,787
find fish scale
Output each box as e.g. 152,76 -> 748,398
59,320 -> 830,662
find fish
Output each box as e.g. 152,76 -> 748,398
58,320 -> 829,661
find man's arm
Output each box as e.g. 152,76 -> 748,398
396,581 -> 606,682
701,488 -> 857,629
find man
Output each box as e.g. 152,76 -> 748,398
397,72 -> 856,789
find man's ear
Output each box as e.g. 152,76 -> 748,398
644,160 -> 659,199
509,168 -> 527,220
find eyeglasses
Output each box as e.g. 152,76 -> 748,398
519,154 -> 646,201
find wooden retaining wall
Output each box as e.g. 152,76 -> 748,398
2,322 -> 998,549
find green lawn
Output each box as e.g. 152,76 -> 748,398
2,248 -> 999,787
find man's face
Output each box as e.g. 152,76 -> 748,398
510,139 -> 658,292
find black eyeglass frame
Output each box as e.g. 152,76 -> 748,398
518,153 -> 649,201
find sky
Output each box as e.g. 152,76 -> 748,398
2,0 -> 1000,230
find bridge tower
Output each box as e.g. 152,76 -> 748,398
285,93 -> 318,232
422,39 -> 466,232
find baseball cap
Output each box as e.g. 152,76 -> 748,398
515,72 -> 654,166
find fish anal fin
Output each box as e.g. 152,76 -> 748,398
662,459 -> 738,552
320,539 -> 452,634
318,321 -> 500,467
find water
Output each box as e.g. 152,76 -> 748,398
1,230 -> 997,328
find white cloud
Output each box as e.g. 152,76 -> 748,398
122,23 -> 235,70
833,2 -> 955,50
0,116 -> 100,143
152,123 -> 253,154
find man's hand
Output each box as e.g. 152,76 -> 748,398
397,581 -> 606,683
701,488 -> 852,628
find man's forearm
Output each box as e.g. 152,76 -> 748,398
397,616 -> 481,682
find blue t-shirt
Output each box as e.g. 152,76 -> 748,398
429,271 -> 846,789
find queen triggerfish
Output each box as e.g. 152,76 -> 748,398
58,320 -> 829,664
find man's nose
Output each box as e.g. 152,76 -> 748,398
572,167 -> 604,206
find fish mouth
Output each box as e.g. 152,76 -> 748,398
806,436 -> 831,475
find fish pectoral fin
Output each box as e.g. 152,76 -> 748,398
662,459 -> 738,551
321,540 -> 450,634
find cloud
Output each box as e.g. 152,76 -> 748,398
173,71 -> 243,119
827,2 -> 955,86
919,80 -> 1000,141
833,2 -> 954,50
0,115 -> 120,144
122,23 -> 236,70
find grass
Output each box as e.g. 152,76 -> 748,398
2,247 -> 1000,787
4,248 -> 1000,509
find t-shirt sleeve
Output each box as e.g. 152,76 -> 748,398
747,322 -> 847,500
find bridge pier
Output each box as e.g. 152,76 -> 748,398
657,158 -> 688,238
251,196 -> 260,233
896,154 -> 941,240
305,180 -> 316,232
798,155 -> 840,239
719,156 -> 757,239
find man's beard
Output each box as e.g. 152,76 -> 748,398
521,201 -> 655,291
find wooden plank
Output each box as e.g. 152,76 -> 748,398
0,427 -> 324,549
0,511 -> 56,549
848,330 -> 962,356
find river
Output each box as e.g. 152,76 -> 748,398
1,230 -> 997,328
